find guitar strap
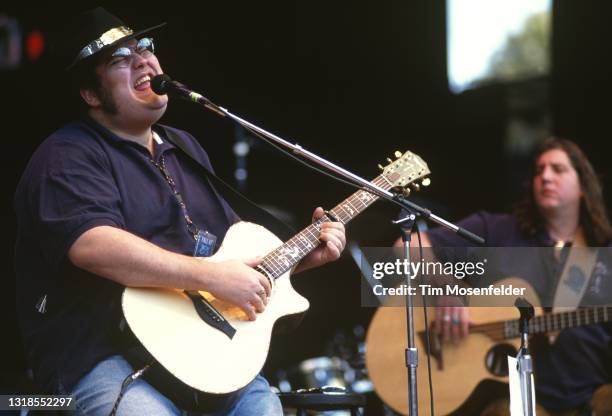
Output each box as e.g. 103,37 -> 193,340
552,228 -> 598,312
158,125 -> 294,241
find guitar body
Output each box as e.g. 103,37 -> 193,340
365,278 -> 541,415
122,221 -> 310,394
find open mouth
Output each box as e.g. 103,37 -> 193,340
134,74 -> 151,91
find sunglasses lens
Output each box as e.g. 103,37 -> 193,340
137,38 -> 154,54
112,47 -> 132,58
110,38 -> 155,64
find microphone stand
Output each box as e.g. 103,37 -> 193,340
515,298 -> 536,416
394,211 -> 419,416
168,84 -> 485,415
195,95 -> 484,246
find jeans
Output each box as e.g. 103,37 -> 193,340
68,355 -> 283,416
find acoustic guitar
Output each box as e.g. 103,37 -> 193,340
122,150 -> 430,394
365,277 -> 612,415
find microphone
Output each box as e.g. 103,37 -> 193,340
151,74 -> 226,117
151,74 -> 211,105
150,74 -> 175,94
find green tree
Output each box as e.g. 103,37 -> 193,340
482,11 -> 551,83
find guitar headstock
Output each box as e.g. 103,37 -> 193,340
378,150 -> 431,195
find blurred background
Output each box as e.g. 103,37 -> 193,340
2,0 -> 612,410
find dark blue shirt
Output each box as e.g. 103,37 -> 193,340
14,116 -> 238,393
427,211 -> 612,410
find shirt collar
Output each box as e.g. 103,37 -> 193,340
82,114 -> 176,153
533,224 -> 555,246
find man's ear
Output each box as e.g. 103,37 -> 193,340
80,87 -> 101,108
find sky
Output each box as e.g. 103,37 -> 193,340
447,0 -> 551,93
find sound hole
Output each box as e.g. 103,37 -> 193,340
485,343 -> 518,377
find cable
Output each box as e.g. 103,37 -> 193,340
416,227 -> 435,416
108,361 -> 153,416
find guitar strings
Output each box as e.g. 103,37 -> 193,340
259,176 -> 390,279
461,306 -> 612,342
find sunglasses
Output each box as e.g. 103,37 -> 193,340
109,38 -> 155,66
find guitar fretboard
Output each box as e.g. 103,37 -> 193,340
504,306 -> 612,338
257,174 -> 395,280
471,306 -> 612,341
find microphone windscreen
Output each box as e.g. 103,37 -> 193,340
151,74 -> 173,95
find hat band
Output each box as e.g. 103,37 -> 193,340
76,26 -> 134,62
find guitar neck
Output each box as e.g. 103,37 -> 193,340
258,175 -> 391,279
499,306 -> 612,339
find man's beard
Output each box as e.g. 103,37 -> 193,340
97,85 -> 118,115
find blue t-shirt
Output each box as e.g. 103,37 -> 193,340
427,211 -> 612,410
14,116 -> 239,393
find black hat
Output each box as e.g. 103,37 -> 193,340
63,7 -> 165,70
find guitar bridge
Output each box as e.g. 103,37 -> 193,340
184,290 -> 236,339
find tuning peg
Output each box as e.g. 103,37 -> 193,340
403,188 -> 411,196
378,164 -> 384,170
394,151 -> 402,158
412,183 -> 420,192
386,158 -> 393,163
421,178 -> 431,187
